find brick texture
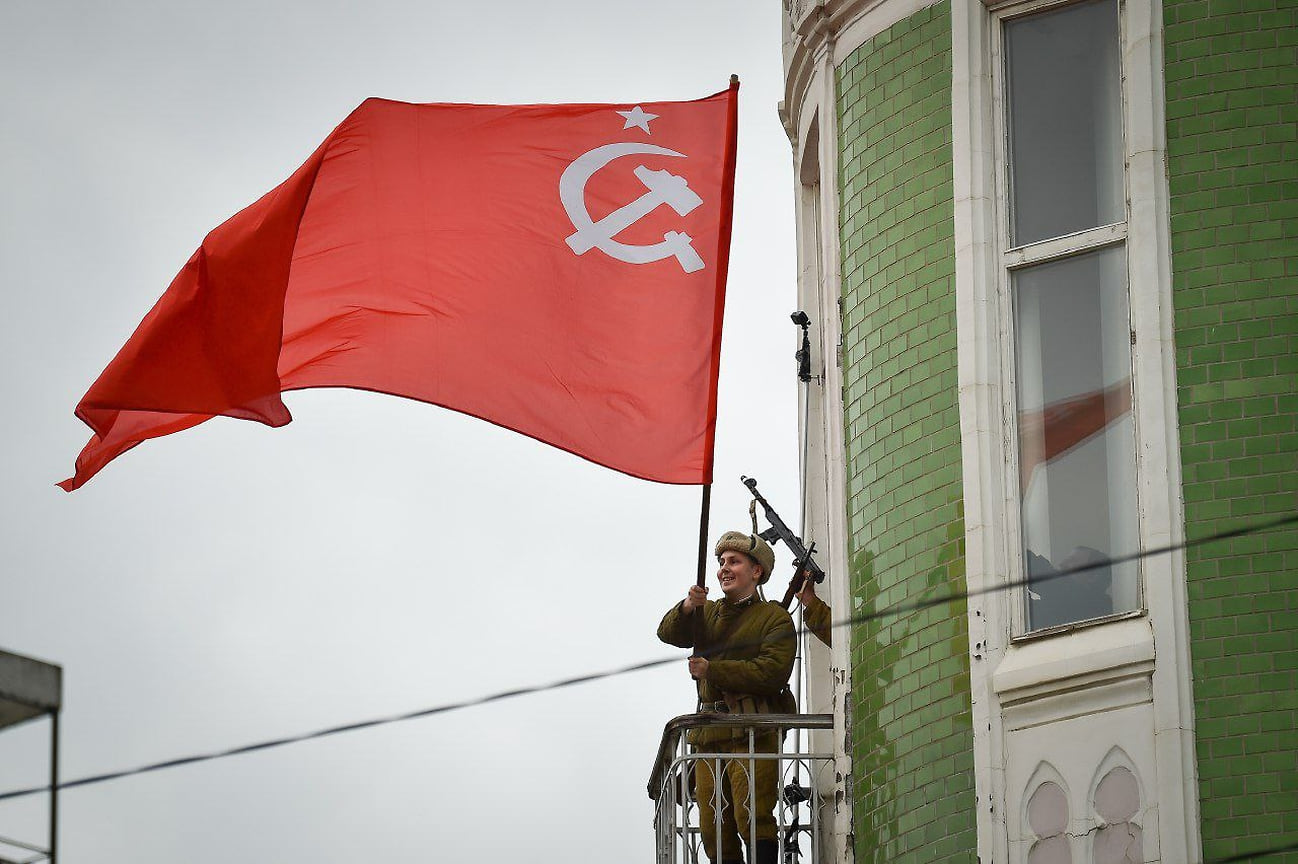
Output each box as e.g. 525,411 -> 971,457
1164,0 -> 1298,857
835,3 -> 977,861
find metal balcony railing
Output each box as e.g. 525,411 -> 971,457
648,713 -> 835,864
0,649 -> 61,864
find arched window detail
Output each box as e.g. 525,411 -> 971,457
1090,748 -> 1145,864
1026,778 -> 1072,864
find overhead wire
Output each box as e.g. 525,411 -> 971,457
832,509 -> 1298,625
0,655 -> 678,803
0,510 -> 1292,805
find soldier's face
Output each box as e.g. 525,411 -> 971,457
717,551 -> 762,600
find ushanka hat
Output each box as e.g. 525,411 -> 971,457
714,530 -> 776,585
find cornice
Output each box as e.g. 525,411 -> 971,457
780,0 -> 890,144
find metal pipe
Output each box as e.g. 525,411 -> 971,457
48,710 -> 58,864
713,755 -> 723,862
748,726 -> 757,856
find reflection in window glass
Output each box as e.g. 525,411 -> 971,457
1005,0 -> 1123,245
1014,245 -> 1138,630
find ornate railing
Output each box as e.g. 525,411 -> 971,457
648,713 -> 835,864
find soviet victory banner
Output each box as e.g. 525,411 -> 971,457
61,85 -> 738,490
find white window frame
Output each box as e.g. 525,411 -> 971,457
952,0 -> 1199,857
989,0 -> 1146,639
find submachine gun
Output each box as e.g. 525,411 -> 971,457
740,475 -> 827,609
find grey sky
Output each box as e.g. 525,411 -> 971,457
0,2 -> 800,861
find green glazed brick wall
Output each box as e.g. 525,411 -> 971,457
1163,0 -> 1298,858
836,3 -> 976,861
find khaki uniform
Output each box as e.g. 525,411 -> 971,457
658,595 -> 795,863
802,591 -> 832,647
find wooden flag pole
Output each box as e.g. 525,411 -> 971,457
689,73 -> 730,675
695,483 -> 712,590
691,484 -> 712,675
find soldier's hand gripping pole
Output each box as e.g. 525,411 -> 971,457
740,475 -> 827,603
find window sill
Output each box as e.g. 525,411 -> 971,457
1013,607 -> 1145,642
992,616 -> 1154,705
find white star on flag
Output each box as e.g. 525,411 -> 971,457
616,106 -> 658,133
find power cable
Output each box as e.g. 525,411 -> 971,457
0,510 -> 1292,804
837,510 -> 1298,626
0,655 -> 677,803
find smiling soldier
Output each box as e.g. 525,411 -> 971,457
657,531 -> 796,864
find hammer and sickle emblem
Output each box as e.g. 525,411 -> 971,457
560,143 -> 705,274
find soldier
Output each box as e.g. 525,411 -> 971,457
658,531 -> 796,864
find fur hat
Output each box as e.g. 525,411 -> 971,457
714,530 -> 776,585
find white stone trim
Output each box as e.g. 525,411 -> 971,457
1122,0 -> 1200,855
993,617 -> 1154,698
951,0 -> 1014,860
815,40 -> 858,864
786,30 -> 857,863
782,0 -> 954,140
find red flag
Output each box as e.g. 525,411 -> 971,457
61,86 -> 738,491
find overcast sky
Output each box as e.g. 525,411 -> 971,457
0,2 -> 802,862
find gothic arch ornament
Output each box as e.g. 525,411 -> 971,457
1023,762 -> 1072,864
1089,748 -> 1145,864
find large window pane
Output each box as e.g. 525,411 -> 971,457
1014,245 -> 1138,631
1005,0 -> 1123,245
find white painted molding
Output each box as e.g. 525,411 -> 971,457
951,0 -> 1014,860
993,617 -> 1154,697
811,38 -> 858,864
782,0 -> 950,152
786,22 -> 856,860
1122,0 -> 1200,856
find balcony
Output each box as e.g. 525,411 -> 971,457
648,713 -> 835,864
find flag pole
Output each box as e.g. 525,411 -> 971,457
691,484 -> 712,674
695,483 -> 712,589
688,73 -> 732,673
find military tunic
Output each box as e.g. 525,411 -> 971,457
801,591 -> 832,648
658,594 -> 795,863
657,594 -> 796,738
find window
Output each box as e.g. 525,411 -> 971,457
997,0 -> 1141,633
1004,0 -> 1123,245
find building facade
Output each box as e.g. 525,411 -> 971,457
781,0 -> 1296,860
